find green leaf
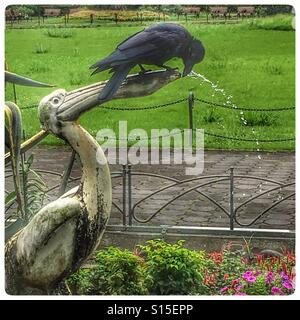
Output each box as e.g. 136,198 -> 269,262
5,190 -> 16,206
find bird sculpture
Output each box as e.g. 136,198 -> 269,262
90,23 -> 205,101
5,69 -> 180,294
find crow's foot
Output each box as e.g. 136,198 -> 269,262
158,65 -> 179,72
138,64 -> 152,75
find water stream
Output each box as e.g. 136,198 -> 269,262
188,71 -> 263,193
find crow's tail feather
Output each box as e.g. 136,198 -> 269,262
99,64 -> 132,101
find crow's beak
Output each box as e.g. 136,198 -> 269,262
183,63 -> 193,77
5,71 -> 54,87
56,69 -> 181,122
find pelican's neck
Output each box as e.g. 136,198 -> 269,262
61,122 -> 112,220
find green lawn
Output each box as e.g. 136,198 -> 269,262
5,20 -> 295,150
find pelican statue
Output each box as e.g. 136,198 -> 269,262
5,69 -> 180,294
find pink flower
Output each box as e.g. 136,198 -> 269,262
280,271 -> 289,281
245,275 -> 257,284
243,271 -> 253,279
282,280 -> 294,290
271,286 -> 284,295
220,286 -> 229,293
265,271 -> 275,284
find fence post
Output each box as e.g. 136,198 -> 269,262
122,164 -> 127,226
229,167 -> 234,230
188,92 -> 194,146
127,164 -> 133,226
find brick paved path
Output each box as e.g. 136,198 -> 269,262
5,146 -> 295,230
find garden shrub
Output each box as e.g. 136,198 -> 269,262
138,239 -> 209,295
67,247 -> 147,295
66,268 -> 94,295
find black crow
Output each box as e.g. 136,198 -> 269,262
90,23 -> 205,101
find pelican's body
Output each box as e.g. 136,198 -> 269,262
6,90 -> 112,293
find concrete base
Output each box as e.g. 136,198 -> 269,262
99,225 -> 295,252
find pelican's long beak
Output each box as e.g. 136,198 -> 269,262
5,71 -> 54,88
56,69 -> 181,122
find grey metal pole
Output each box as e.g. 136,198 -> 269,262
229,167 -> 234,230
128,164 -> 132,226
122,164 -> 127,226
58,150 -> 76,197
188,92 -> 194,146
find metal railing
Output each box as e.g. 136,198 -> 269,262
108,165 -> 295,231
5,156 -> 295,239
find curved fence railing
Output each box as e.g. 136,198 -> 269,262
120,165 -> 295,230
5,164 -> 295,233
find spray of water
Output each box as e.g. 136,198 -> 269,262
188,71 -> 262,161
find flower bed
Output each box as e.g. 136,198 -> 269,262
66,240 -> 295,295
69,9 -> 167,21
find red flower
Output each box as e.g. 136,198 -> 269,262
231,278 -> 240,289
281,262 -> 287,274
256,255 -> 263,267
223,273 -> 230,280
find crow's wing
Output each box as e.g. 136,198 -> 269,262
115,28 -> 145,49
90,28 -> 184,73
117,28 -> 182,58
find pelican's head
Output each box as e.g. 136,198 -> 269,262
38,89 -> 68,136
38,84 -> 101,136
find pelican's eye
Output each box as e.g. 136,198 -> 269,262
52,97 -> 60,105
51,95 -> 63,107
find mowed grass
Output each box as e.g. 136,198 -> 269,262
5,21 -> 295,150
